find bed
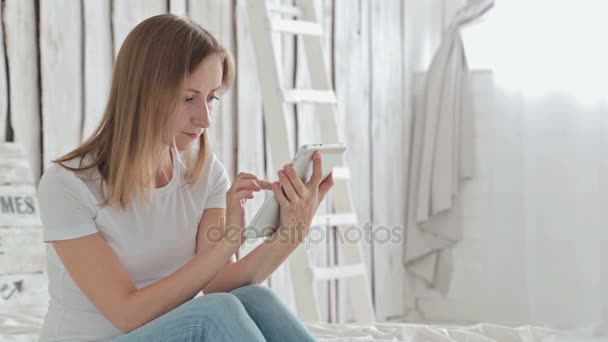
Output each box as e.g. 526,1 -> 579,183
2,309 -> 554,342
305,322 -> 554,342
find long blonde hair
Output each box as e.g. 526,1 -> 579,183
54,14 -> 235,210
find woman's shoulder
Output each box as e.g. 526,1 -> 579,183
203,153 -> 228,183
39,160 -> 81,186
41,155 -> 101,184
179,149 -> 222,176
38,155 -> 105,205
180,152 -> 227,190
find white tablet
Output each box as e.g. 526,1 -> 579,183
243,143 -> 346,239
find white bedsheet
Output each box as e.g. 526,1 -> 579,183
304,322 -> 554,342
1,311 -> 554,342
1,310 -> 45,342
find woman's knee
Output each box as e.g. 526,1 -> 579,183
231,284 -> 279,303
173,293 -> 265,340
232,284 -> 273,295
180,293 -> 245,321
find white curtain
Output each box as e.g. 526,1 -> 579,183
463,0 -> 608,334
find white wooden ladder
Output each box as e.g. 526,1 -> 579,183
246,0 -> 375,322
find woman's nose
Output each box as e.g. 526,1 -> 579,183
193,104 -> 211,128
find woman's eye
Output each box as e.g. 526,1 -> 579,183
185,97 -> 194,102
208,95 -> 220,102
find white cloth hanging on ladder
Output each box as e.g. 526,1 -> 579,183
403,0 -> 494,301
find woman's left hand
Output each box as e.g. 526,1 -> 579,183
272,151 -> 335,243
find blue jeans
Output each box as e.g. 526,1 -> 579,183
112,284 -> 316,341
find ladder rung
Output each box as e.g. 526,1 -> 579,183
267,4 -> 301,17
312,263 -> 367,280
270,19 -> 322,36
331,167 -> 350,180
312,213 -> 357,227
282,89 -> 337,104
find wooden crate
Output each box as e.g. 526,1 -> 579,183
0,143 -> 47,314
0,272 -> 49,314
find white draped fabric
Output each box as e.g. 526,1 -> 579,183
403,0 -> 493,298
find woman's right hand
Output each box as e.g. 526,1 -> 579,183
223,172 -> 272,247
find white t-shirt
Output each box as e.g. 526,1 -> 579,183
36,149 -> 231,341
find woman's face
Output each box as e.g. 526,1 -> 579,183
167,54 -> 223,151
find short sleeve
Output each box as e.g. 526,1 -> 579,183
37,165 -> 99,242
204,156 -> 231,209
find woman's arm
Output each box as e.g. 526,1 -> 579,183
234,230 -> 303,284
200,153 -> 334,290
195,208 -> 250,293
197,208 -> 300,293
53,232 -> 236,333
247,151 -> 335,283
52,174 -> 266,333
195,173 -> 274,293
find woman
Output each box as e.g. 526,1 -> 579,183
36,14 -> 333,341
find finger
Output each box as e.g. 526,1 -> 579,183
236,172 -> 258,179
283,164 -> 306,196
308,151 -> 323,187
255,180 -> 274,191
318,172 -> 334,198
278,170 -> 299,202
234,173 -> 273,191
233,179 -> 262,192
231,189 -> 255,200
272,181 -> 290,207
